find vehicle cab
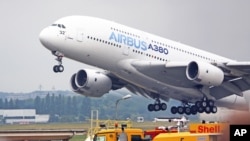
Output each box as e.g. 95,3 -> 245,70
93,128 -> 146,141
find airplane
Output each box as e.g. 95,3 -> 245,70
154,115 -> 189,123
153,116 -> 189,131
39,15 -> 250,115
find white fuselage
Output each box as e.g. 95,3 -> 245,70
39,16 -> 249,111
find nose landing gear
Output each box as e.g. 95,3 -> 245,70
52,51 -> 64,73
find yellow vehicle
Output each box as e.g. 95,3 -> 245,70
153,132 -> 221,141
93,128 -> 221,141
93,127 -> 146,141
189,122 -> 228,134
152,122 -> 225,141
92,122 -> 224,141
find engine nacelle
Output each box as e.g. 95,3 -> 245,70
186,61 -> 224,86
70,69 -> 112,97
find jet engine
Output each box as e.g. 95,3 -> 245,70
186,61 -> 224,86
70,69 -> 112,97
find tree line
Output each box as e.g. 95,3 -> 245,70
0,92 -> 199,122
0,93 -> 91,122
0,92 -> 151,122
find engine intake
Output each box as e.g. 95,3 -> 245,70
70,69 -> 112,97
186,61 -> 224,86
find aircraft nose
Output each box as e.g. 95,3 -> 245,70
39,28 -> 49,47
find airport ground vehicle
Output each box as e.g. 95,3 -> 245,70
153,132 -> 221,141
92,127 -> 222,141
144,127 -> 176,140
86,112 -> 224,141
92,127 -> 146,141
91,122 -> 224,141
152,122 -> 226,141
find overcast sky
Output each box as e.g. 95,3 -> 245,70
0,0 -> 250,93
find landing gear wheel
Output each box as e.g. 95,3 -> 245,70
191,105 -> 198,115
53,65 -> 64,73
211,106 -> 217,113
53,65 -> 58,72
171,106 -> 177,114
52,51 -> 64,73
205,106 -> 211,114
184,107 -> 191,115
193,97 -> 218,114
154,104 -> 161,111
207,100 -> 214,107
58,65 -> 64,72
147,104 -> 154,112
147,97 -> 167,112
195,101 -> 201,107
198,106 -> 204,113
177,106 -> 184,114
202,101 -> 207,107
147,102 -> 167,112
160,103 -> 167,111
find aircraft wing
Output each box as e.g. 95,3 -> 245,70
131,60 -> 195,88
210,77 -> 250,99
226,61 -> 250,74
209,61 -> 250,99
128,60 -> 250,100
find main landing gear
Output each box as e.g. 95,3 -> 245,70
52,51 -> 64,73
170,97 -> 217,115
146,97 -> 217,115
147,98 -> 167,112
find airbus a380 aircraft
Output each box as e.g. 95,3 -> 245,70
39,16 -> 250,115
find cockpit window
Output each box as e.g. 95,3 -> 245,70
51,24 -> 66,29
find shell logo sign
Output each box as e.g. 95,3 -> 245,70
189,123 -> 228,133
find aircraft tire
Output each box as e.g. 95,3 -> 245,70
177,106 -> 184,114
191,105 -> 198,115
171,106 -> 177,114
195,101 -> 201,107
201,101 -> 207,107
154,104 -> 161,111
198,106 -> 204,113
53,65 -> 59,73
184,107 -> 191,115
58,65 -> 64,72
147,104 -> 154,112
160,103 -> 167,111
207,100 -> 214,107
212,106 -> 217,113
205,106 -> 211,114
53,65 -> 64,72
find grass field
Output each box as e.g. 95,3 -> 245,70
70,134 -> 86,141
0,122 -> 90,130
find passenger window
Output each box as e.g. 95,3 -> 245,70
58,24 -> 61,28
62,24 -> 66,28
